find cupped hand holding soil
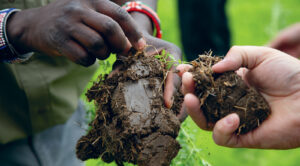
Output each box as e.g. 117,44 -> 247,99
179,46 -> 300,149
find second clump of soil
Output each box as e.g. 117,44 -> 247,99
76,50 -> 183,166
189,55 -> 270,134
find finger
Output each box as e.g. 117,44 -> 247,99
236,67 -> 247,77
92,1 -> 146,50
212,46 -> 276,73
108,66 -> 121,78
61,40 -> 96,67
176,64 -> 193,77
269,35 -> 288,49
184,93 -> 211,130
71,24 -> 110,60
164,72 -> 176,108
182,72 -> 195,94
164,65 -> 182,107
82,9 -> 131,54
296,45 -> 300,58
165,60 -> 182,108
177,104 -> 188,123
269,23 -> 300,49
212,113 -> 240,147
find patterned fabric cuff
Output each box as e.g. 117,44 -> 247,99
0,8 -> 32,64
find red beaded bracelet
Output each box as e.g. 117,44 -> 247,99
122,1 -> 162,39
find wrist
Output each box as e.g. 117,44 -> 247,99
122,1 -> 162,38
6,10 -> 32,55
0,8 -> 32,63
130,12 -> 153,36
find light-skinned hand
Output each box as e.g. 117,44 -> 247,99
177,46 -> 300,149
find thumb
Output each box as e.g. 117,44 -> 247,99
212,46 -> 275,73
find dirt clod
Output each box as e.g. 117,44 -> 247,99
190,55 -> 270,134
76,51 -> 271,166
76,50 -> 182,166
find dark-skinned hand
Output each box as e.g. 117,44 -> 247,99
101,2 -> 185,122
6,0 -> 146,66
142,33 -> 185,121
111,32 -> 185,122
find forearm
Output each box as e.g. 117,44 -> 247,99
111,0 -> 158,35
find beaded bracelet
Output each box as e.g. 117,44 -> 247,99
0,8 -> 32,63
122,1 -> 162,39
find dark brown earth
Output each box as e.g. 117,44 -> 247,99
76,51 -> 271,165
189,55 -> 271,134
76,50 -> 182,166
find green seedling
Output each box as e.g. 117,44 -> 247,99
98,59 -> 112,75
154,49 -> 187,70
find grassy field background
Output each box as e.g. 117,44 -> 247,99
85,0 -> 300,165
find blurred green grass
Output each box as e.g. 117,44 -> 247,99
86,0 -> 300,165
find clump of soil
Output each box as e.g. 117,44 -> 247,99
76,50 -> 182,166
189,55 -> 270,134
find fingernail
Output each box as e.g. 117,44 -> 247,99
215,59 -> 227,66
225,115 -> 234,126
167,96 -> 174,109
212,59 -> 227,70
137,38 -> 146,50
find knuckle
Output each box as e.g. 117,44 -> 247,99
234,47 -> 249,67
48,28 -> 68,46
63,23 -> 76,35
81,61 -> 95,67
97,51 -> 110,60
76,54 -> 95,67
63,3 -> 84,15
90,37 -> 105,50
228,46 -> 248,66
96,48 -> 110,60
114,6 -> 130,22
91,0 -> 105,7
246,132 -> 259,148
103,20 -> 118,35
76,52 -> 88,62
55,17 -> 76,35
229,45 -> 240,53
113,48 -> 125,54
67,26 -> 76,35
212,132 -> 222,146
112,41 -> 127,54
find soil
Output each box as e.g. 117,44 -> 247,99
76,51 -> 271,165
76,50 -> 182,166
189,55 -> 270,134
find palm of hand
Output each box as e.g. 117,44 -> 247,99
237,53 -> 300,149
